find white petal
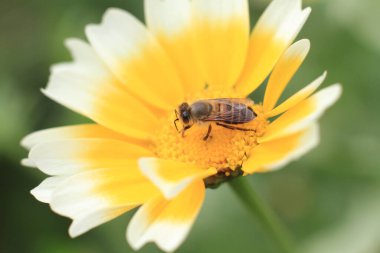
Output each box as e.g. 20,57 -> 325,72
265,124 -> 320,171
48,168 -> 158,236
261,84 -> 342,142
266,71 -> 327,118
138,157 -> 215,199
85,8 -> 184,110
244,124 -> 320,173
21,158 -> 35,167
263,39 -> 311,112
145,0 -> 192,36
69,206 -> 132,237
144,0 -> 205,95
191,0 -> 250,89
21,124 -> 132,150
44,39 -> 157,140
31,176 -> 67,203
258,0 -> 311,41
29,139 -> 151,175
236,0 -> 311,95
127,181 -> 205,252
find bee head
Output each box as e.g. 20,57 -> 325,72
178,102 -> 192,124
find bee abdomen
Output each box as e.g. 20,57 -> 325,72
222,103 -> 255,124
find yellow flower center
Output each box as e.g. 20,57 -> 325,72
151,89 -> 269,179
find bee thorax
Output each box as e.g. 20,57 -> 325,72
190,102 -> 212,120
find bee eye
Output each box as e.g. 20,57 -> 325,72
181,111 -> 190,123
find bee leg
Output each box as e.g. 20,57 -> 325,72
203,124 -> 212,141
239,152 -> 249,167
181,125 -> 192,137
174,110 -> 180,132
174,118 -> 180,132
216,122 -> 256,132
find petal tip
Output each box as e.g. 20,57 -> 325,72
320,83 -> 343,107
303,6 -> 312,14
316,71 -> 328,85
64,38 -> 81,49
68,223 -> 83,238
21,158 -> 35,167
30,186 -> 48,203
104,7 -> 127,17
84,24 -> 98,38
299,38 -> 310,51
20,135 -> 31,149
40,88 -> 48,96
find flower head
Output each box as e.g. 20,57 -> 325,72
22,0 -> 341,252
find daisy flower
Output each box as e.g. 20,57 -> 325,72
22,0 -> 341,252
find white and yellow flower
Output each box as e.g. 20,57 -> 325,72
22,0 -> 341,252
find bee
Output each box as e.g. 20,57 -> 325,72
174,98 -> 257,141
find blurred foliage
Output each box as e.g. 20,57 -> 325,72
1,0 -> 380,253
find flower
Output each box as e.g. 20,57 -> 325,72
22,0 -> 341,252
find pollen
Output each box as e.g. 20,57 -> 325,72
151,90 -> 269,172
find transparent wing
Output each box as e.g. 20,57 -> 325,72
199,98 -> 255,124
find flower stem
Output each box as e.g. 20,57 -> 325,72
229,176 -> 293,253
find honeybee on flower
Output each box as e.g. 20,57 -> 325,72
175,98 -> 257,140
22,0 -> 341,252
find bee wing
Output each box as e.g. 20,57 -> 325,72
202,98 -> 255,124
204,98 -> 254,106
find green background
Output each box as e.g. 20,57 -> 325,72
1,0 -> 380,252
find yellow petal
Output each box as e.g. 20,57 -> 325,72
21,124 -> 144,150
127,180 -> 205,252
235,0 -> 311,95
263,39 -> 310,112
266,72 -> 327,118
44,39 -> 157,140
48,166 -> 160,237
144,0 -> 204,95
192,0 -> 249,89
243,124 -> 319,174
260,84 -> 341,142
139,157 -> 216,199
86,8 -> 184,110
29,139 -> 152,175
